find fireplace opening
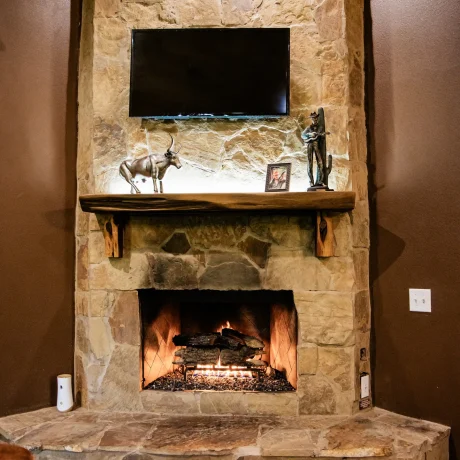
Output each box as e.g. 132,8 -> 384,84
139,290 -> 297,392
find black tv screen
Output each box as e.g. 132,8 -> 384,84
129,28 -> 290,119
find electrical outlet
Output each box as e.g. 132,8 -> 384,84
409,289 -> 431,312
360,373 -> 370,398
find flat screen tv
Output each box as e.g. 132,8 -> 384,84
129,28 -> 290,119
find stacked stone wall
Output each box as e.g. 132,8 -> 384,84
75,0 -> 369,415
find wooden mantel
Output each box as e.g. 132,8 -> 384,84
79,191 -> 355,213
79,192 -> 356,258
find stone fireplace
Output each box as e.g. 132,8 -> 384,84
75,0 -> 370,417
75,212 -> 365,416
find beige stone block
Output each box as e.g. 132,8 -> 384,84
344,0 -> 364,56
92,344 -> 142,411
186,214 -> 247,249
75,291 -> 89,316
130,217 -> 175,249
75,317 -> 89,355
175,0 -> 221,26
315,0 -> 344,41
295,290 -> 353,317
351,200 -> 370,248
246,392 -> 298,416
148,253 -> 200,289
353,248 -> 369,291
223,126 -> 289,172
77,135 -> 94,180
89,253 -> 152,290
92,119 -> 127,170
290,26 -> 322,65
298,375 -> 337,415
75,206 -> 89,237
88,317 -> 113,359
321,257 -> 356,291
332,212 -> 352,257
199,259 -> 261,290
179,130 -> 224,172
88,231 -> 106,264
89,213 -> 101,232
258,0 -> 314,25
318,347 -> 354,392
74,354 -> 87,407
321,47 -> 347,76
295,292 -> 354,346
95,0 -> 120,17
122,0 -> 162,3
109,290 -> 140,346
355,289 -> 370,332
250,215 -> 314,250
93,65 -> 130,121
322,73 -> 347,106
351,160 -> 368,201
265,250 -> 354,292
300,314 -> 354,346
76,236 -> 89,291
348,107 -> 367,162
141,390 -> 200,414
322,105 -> 348,157
290,28 -> 322,110
120,1 -> 176,29
89,290 -> 115,317
221,0 -> 255,26
259,427 -> 316,457
199,392 -> 248,415
291,62 -> 322,110
349,54 -> 364,108
298,344 -> 318,375
86,362 -> 106,394
425,436 -> 449,460
125,121 -> 149,159
328,157 -> 351,192
94,18 -> 130,59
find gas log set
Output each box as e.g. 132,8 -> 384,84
145,326 -> 295,392
173,327 -> 266,379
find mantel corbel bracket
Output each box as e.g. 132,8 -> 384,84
102,214 -> 125,258
316,211 -> 334,257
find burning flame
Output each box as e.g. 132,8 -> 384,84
217,321 -> 231,333
193,362 -> 253,379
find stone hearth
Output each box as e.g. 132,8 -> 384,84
0,407 -> 450,459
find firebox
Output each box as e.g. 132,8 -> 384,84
139,290 -> 297,392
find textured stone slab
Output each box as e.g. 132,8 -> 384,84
99,422 -> 155,451
16,421 -> 108,452
140,416 -> 260,454
141,390 -> 200,415
0,408 -> 450,459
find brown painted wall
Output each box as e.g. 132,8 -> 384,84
0,0 -> 79,415
367,0 -> 460,457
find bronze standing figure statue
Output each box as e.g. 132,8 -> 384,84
119,134 -> 182,194
301,108 -> 333,191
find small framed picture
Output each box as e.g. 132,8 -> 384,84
265,163 -> 291,192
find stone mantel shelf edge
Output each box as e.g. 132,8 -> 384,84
79,192 -> 356,258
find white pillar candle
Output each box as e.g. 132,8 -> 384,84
57,374 -> 74,412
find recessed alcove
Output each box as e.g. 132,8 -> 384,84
139,289 -> 297,392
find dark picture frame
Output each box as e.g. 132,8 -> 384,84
265,163 -> 291,192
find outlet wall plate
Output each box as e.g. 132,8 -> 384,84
409,288 -> 431,312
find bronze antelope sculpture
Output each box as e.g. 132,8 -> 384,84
119,134 -> 182,194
